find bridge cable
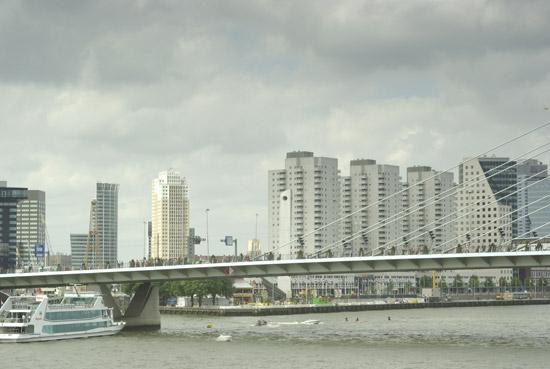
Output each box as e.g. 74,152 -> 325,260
311,154 -> 550,258
259,121 -> 550,260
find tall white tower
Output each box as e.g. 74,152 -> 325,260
403,166 -> 454,254
268,151 -> 340,258
456,157 -> 515,252
341,160 -> 401,256
151,169 -> 189,260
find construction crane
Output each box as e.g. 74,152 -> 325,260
83,200 -> 100,269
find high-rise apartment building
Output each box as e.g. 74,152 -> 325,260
340,160 -> 401,256
0,182 -> 27,273
403,166 -> 454,253
268,152 -> 340,258
151,170 -> 189,260
456,157 -> 516,252
70,233 -> 88,270
95,183 -> 119,267
517,159 -> 550,238
16,190 -> 46,267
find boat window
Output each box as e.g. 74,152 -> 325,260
42,321 -> 108,334
45,310 -> 102,321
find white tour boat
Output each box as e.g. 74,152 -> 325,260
0,293 -> 125,343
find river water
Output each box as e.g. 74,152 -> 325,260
6,305 -> 550,369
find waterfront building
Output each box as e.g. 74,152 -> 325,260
291,274 -> 357,298
455,157 -> 516,252
151,169 -> 189,260
403,166 -> 455,254
367,272 -> 418,295
268,151 -> 340,258
16,190 -> 46,268
437,268 -> 513,290
70,233 -> 88,270
0,182 -> 27,273
340,160 -> 401,256
48,252 -> 72,270
95,183 -> 119,268
517,160 -> 550,237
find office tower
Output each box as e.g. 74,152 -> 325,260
517,159 -> 550,237
340,160 -> 401,256
403,166 -> 454,254
151,169 -> 189,260
456,157 -> 516,252
268,151 -> 340,258
0,182 -> 27,272
247,239 -> 261,259
70,233 -> 88,270
16,190 -> 46,267
95,183 -> 119,268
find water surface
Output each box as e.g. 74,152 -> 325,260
7,305 -> 550,369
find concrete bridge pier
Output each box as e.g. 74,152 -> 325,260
100,282 -> 161,330
123,283 -> 161,330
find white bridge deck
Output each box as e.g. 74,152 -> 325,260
2,251 -> 550,289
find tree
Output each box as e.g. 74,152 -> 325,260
122,282 -> 141,296
511,276 -> 522,290
456,244 -> 463,253
419,276 -> 432,289
386,281 -> 395,295
498,277 -> 508,291
484,277 -> 495,292
296,250 -> 305,259
439,277 -> 448,293
468,275 -> 480,291
525,277 -> 535,291
453,274 -> 464,293
326,250 -> 333,258
540,278 -> 548,295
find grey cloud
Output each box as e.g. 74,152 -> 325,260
1,1 -> 550,259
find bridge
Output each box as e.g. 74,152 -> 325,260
1,251 -> 550,329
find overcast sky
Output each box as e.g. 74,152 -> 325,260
1,1 -> 549,260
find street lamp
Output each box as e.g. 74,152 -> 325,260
205,209 -> 210,257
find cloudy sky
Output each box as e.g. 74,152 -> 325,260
1,0 -> 549,260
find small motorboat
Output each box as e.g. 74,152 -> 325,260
216,334 -> 232,342
301,319 -> 321,325
255,319 -> 268,326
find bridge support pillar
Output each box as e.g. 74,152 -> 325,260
123,283 -> 161,330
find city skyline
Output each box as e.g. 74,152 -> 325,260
1,2 -> 549,261
5,151 -> 550,262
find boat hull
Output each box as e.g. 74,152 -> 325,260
0,323 -> 125,343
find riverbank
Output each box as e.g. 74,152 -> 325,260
159,298 -> 550,316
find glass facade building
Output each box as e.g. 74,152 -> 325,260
517,160 -> 550,238
0,183 -> 28,273
95,183 -> 119,268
